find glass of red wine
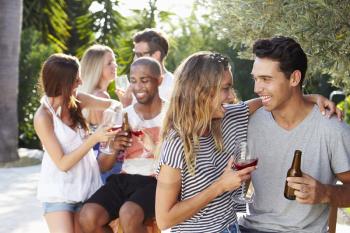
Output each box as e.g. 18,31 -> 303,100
99,108 -> 123,155
133,116 -> 156,158
232,141 -> 258,204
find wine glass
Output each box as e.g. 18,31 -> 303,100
115,75 -> 130,93
133,117 -> 154,158
232,141 -> 258,204
99,108 -> 123,155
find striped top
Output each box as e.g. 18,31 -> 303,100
157,102 -> 249,233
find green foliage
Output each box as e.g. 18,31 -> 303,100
165,6 -> 255,100
65,0 -> 94,56
210,0 -> 350,94
337,96 -> 350,125
18,28 -> 60,148
303,72 -> 337,100
23,0 -> 70,51
74,0 -> 126,57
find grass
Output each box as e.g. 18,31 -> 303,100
0,156 -> 41,168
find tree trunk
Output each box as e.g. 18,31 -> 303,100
0,0 -> 22,162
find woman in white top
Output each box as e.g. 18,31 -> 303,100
34,53 -> 121,233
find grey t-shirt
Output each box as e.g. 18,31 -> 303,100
239,105 -> 350,233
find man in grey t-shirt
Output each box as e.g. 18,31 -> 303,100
239,36 -> 350,233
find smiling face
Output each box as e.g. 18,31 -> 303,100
211,69 -> 235,119
129,64 -> 161,105
252,57 -> 293,112
101,51 -> 117,82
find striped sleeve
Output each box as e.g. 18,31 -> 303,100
225,101 -> 249,121
157,132 -> 184,173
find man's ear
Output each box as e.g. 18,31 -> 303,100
151,51 -> 162,62
290,70 -> 302,87
157,75 -> 163,86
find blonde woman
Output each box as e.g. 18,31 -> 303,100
79,44 -> 117,127
155,51 -> 340,233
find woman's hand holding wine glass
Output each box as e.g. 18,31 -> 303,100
91,125 -> 117,145
217,157 -> 256,195
231,141 -> 258,203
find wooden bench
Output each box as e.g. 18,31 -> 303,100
110,218 -> 160,233
108,207 -> 337,233
328,205 -> 338,233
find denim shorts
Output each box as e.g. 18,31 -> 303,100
239,225 -> 277,233
42,202 -> 83,214
222,223 -> 241,233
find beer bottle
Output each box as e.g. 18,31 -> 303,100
122,112 -> 132,138
284,150 -> 302,200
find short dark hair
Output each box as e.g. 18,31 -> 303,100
133,28 -> 169,61
131,57 -> 162,78
253,36 -> 307,85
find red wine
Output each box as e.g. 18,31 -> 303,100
233,158 -> 258,170
132,130 -> 144,137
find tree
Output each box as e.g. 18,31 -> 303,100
18,28 -> 59,149
0,0 -> 22,162
209,0 -> 350,93
74,0 -> 125,57
65,0 -> 94,56
166,5 -> 255,100
23,0 -> 70,50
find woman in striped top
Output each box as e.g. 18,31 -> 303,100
155,52 -> 262,233
155,52 -> 339,233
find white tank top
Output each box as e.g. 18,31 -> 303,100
37,96 -> 102,203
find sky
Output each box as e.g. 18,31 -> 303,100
119,0 -> 195,17
91,0 -> 196,18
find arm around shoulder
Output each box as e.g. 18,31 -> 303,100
245,98 -> 262,115
77,91 -> 121,111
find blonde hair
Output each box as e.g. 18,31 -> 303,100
78,44 -> 114,119
159,51 -> 231,174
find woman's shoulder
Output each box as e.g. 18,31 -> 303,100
159,129 -> 185,169
162,130 -> 182,147
34,105 -> 53,129
34,105 -> 50,120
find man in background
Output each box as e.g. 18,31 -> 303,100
116,28 -> 174,107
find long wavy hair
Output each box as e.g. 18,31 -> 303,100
39,53 -> 88,131
159,51 -> 231,174
78,44 -> 114,119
